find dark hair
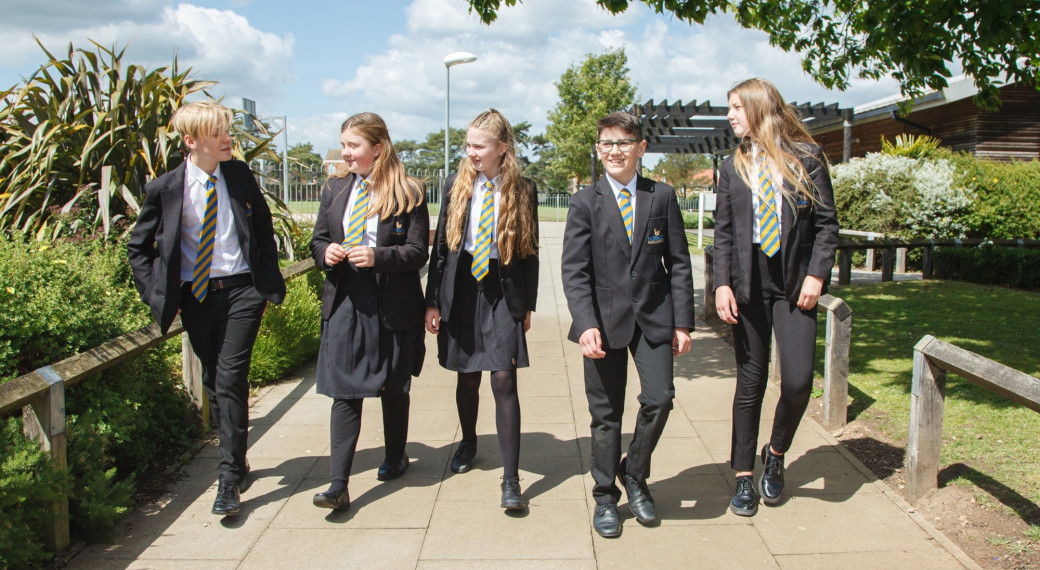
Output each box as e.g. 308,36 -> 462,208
596,112 -> 642,140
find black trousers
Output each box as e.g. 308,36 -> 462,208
584,325 -> 675,504
180,281 -> 267,485
730,247 -> 818,471
329,393 -> 409,482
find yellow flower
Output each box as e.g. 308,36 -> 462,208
5,287 -> 13,294
52,259 -> 67,265
0,193 -> 10,200
39,244 -> 49,251
993,178 -> 999,183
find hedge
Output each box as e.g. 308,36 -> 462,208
934,244 -> 1040,290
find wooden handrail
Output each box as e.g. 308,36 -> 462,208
906,335 -> 1040,503
0,257 -> 317,553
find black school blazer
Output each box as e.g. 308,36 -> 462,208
127,160 -> 287,334
712,143 -> 840,305
425,174 -> 539,323
310,174 -> 430,331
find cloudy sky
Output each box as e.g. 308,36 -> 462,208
0,0 -> 901,156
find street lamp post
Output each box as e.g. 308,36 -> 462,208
443,52 -> 477,180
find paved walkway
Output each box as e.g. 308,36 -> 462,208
69,222 -> 974,569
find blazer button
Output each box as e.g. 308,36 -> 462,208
631,271 -> 638,277
632,297 -> 638,303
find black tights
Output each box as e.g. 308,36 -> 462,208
456,370 -> 521,478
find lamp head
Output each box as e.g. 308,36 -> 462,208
443,51 -> 478,68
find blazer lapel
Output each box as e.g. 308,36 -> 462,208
159,163 -> 187,271
630,175 -> 654,260
330,173 -> 357,245
594,178 -> 631,259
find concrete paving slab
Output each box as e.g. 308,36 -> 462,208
591,524 -> 779,568
271,477 -> 439,529
775,550 -> 964,569
420,499 -> 593,561
418,561 -> 596,570
437,453 -> 584,503
240,528 -> 426,569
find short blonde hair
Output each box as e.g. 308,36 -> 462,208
170,101 -> 233,142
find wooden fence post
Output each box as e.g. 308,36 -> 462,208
895,247 -> 907,274
820,295 -> 852,431
881,246 -> 895,281
906,335 -> 946,504
921,241 -> 934,280
181,333 -> 209,431
21,366 -> 70,553
838,249 -> 852,285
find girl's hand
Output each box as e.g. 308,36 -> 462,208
797,275 -> 824,310
324,243 -> 347,267
523,311 -> 532,333
346,245 -> 375,268
425,307 -> 441,334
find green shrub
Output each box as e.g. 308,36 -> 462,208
0,418 -> 65,568
248,266 -> 322,386
934,244 -> 1040,290
955,157 -> 1040,239
682,211 -> 714,229
0,233 -> 187,554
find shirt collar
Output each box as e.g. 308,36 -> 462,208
606,173 -> 638,196
476,172 -> 502,190
186,158 -> 220,186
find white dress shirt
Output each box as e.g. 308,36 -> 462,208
464,173 -> 502,260
179,159 -> 249,283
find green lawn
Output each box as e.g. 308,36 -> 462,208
823,280 -> 1040,517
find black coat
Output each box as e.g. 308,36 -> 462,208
712,144 -> 840,304
310,174 -> 430,331
425,174 -> 539,323
562,175 -> 695,350
127,160 -> 286,334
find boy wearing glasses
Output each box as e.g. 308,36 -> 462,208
562,111 -> 695,538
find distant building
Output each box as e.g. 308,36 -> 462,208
811,76 -> 1040,162
323,149 -> 346,176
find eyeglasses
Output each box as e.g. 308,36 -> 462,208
595,139 -> 639,152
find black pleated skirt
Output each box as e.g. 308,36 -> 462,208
316,267 -> 423,399
438,252 -> 529,372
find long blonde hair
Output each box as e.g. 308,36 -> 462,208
728,78 -> 827,206
337,112 -> 423,218
445,109 -> 537,265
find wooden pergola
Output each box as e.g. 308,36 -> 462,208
631,98 -> 855,161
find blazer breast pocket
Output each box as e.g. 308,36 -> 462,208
388,219 -> 409,243
644,216 -> 667,252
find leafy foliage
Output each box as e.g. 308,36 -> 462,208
651,153 -> 714,192
880,134 -> 944,159
249,266 -> 322,385
0,418 -> 64,568
831,153 -> 974,238
465,0 -> 1040,110
956,158 -> 1040,240
0,39 -> 294,249
545,48 -> 637,181
934,244 -> 1040,290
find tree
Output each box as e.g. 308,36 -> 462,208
395,127 -> 466,176
464,0 -> 1040,110
545,48 -> 637,182
287,143 -> 323,169
651,153 -> 714,195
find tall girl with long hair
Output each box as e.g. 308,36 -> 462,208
713,78 -> 839,517
425,109 -> 539,511
310,112 -> 429,511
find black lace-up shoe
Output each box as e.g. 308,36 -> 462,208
760,444 -> 785,504
617,458 -> 657,525
593,502 -> 621,538
500,476 -> 525,511
312,488 -> 351,511
212,479 -> 241,516
377,452 -> 409,481
450,441 -> 477,474
730,475 -> 758,517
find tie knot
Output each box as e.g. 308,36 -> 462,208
359,178 -> 369,192
620,187 -> 631,199
207,175 -> 216,188
483,180 -> 494,192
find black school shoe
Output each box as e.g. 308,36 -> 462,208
592,502 -> 621,538
759,444 -> 785,505
377,452 -> 410,481
313,488 -> 351,511
450,441 -> 477,474
729,475 -> 758,517
617,457 -> 657,525
212,479 -> 241,516
500,476 -> 526,511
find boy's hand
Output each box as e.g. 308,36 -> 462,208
672,328 -> 691,355
579,328 -> 606,359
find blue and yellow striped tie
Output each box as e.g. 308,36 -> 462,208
343,178 -> 370,247
619,187 -> 633,244
757,163 -> 780,257
470,181 -> 494,281
191,175 -> 218,302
